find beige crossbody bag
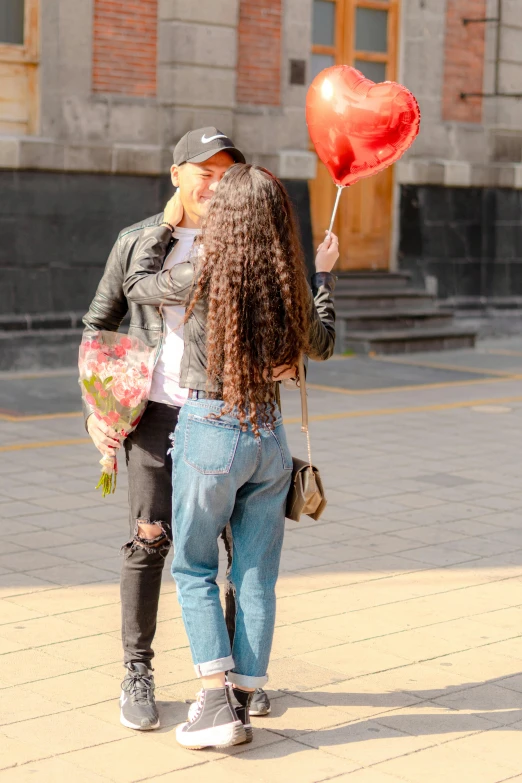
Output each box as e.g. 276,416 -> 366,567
285,355 -> 327,522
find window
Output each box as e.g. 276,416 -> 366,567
0,0 -> 25,45
311,0 -> 337,83
355,7 -> 388,53
354,59 -> 386,82
310,1 -> 396,85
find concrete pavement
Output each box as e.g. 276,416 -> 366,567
0,338 -> 522,781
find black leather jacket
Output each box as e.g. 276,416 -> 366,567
82,213 -> 336,417
82,212 -> 176,422
123,224 -> 336,392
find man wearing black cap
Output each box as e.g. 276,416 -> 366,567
82,128 -> 271,730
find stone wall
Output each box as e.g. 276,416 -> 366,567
0,170 -> 313,319
400,0 -> 522,178
399,184 -> 522,302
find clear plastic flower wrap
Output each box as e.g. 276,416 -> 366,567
79,332 -> 155,497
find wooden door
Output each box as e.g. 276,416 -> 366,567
0,0 -> 39,135
309,0 -> 400,270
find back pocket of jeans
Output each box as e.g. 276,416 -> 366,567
183,414 -> 240,475
270,425 -> 293,471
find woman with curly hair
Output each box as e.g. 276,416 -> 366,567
124,163 -> 337,749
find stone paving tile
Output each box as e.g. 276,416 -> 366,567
1,354 -> 522,779
297,717 -> 441,767
0,757 -> 112,782
0,734 -> 54,772
210,738 -> 360,782
376,742 -> 518,782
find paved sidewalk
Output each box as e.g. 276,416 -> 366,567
0,340 -> 522,781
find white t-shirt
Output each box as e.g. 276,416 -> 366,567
148,226 -> 200,407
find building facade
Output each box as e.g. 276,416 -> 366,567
0,0 -> 522,328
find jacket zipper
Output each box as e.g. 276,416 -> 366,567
151,234 -> 176,370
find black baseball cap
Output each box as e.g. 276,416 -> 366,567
173,126 -> 246,166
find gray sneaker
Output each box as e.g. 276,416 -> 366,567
250,687 -> 271,716
176,686 -> 246,749
120,662 -> 160,730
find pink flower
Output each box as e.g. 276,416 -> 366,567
120,336 -> 132,349
94,381 -> 103,391
99,390 -> 108,399
90,340 -> 100,350
114,345 -> 126,358
103,411 -> 120,426
85,394 -> 96,406
140,362 -> 149,377
111,377 -> 144,409
97,352 -> 108,364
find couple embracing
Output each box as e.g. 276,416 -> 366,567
83,128 -> 338,749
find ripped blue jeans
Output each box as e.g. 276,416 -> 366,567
171,397 -> 292,689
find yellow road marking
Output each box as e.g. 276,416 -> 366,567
5,372 -> 521,421
0,437 -> 91,452
307,374 -> 522,396
0,411 -> 83,423
1,393 -> 521,450
479,348 -> 522,358
283,395 -> 522,424
373,356 -> 520,377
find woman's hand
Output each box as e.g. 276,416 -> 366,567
315,231 -> 339,273
163,191 -> 184,229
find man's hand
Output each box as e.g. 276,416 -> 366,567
86,414 -> 121,457
163,191 -> 184,229
315,231 -> 339,273
271,363 -> 297,381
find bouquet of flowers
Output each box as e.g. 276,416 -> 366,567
79,332 -> 155,497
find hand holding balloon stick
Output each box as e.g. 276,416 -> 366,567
306,65 -> 421,237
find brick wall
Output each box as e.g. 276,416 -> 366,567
92,0 -> 158,96
236,0 -> 282,106
442,0 -> 486,123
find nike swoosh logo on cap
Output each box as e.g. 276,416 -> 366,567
201,134 -> 228,144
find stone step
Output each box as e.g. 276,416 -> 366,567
340,326 -> 477,356
334,289 -> 435,310
0,312 -> 85,332
0,329 -> 83,372
337,308 -> 453,331
335,271 -> 413,290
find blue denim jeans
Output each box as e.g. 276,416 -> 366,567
171,397 -> 292,688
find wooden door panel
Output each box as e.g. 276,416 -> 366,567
0,61 -> 31,132
0,0 -> 39,135
309,0 -> 399,270
310,161 -> 393,270
340,167 -> 393,269
310,159 -> 338,252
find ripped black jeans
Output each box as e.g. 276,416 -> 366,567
121,400 -> 235,666
121,401 -> 180,665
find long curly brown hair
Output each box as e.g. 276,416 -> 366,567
185,164 -> 310,434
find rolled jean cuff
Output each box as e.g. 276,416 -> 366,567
229,671 -> 268,689
194,655 -> 234,678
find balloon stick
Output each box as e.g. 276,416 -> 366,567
328,185 -> 343,235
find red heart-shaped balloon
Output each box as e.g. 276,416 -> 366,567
306,65 -> 420,187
